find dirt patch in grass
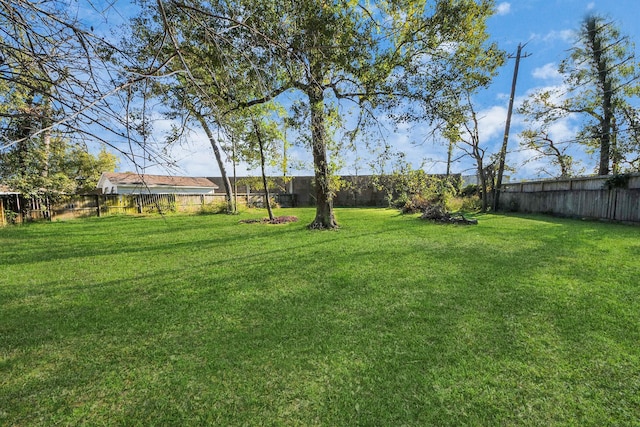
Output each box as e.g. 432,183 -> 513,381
239,215 -> 299,225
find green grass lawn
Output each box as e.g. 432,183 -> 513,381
1,208 -> 639,426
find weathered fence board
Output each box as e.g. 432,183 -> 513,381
499,174 -> 640,223
0,197 -> 5,226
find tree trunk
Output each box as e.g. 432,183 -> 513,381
232,136 -> 238,213
588,18 -> 612,175
195,113 -> 234,212
474,148 -> 488,212
307,85 -> 338,229
611,116 -> 620,175
42,94 -> 52,179
446,140 -> 453,176
478,166 -> 488,212
599,81 -> 613,175
253,120 -> 274,221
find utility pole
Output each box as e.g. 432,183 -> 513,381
493,43 -> 529,211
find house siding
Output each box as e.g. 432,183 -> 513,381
97,173 -> 217,195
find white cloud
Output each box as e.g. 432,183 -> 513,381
518,83 -> 570,108
527,29 -> 574,45
587,2 -> 596,11
531,63 -> 562,81
542,29 -> 574,43
508,147 -> 547,178
496,2 -> 511,16
542,119 -> 580,148
478,105 -> 508,141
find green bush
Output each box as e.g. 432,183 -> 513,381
389,174 -> 458,214
200,200 -> 231,214
3,209 -> 19,224
460,195 -> 483,212
390,193 -> 410,210
604,173 -> 631,189
461,184 -> 479,197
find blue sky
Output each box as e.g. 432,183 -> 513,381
101,0 -> 640,180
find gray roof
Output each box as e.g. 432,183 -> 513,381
102,172 -> 218,189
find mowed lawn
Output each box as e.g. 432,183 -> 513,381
1,208 -> 639,426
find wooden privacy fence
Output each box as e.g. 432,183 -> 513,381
498,174 -> 640,223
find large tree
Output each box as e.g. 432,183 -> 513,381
519,127 -> 580,178
442,91 -> 492,211
0,134 -> 118,196
519,14 -> 640,176
0,8 -> 120,196
0,0 -> 183,183
124,0 -> 246,212
136,0 -> 503,229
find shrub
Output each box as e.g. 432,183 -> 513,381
461,184 -> 479,197
604,173 -> 631,189
460,195 -> 483,212
391,193 -> 410,210
200,200 -> 231,215
3,209 -> 19,224
446,197 -> 464,212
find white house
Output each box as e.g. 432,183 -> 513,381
97,172 -> 219,195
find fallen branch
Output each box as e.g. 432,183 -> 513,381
420,205 -> 478,225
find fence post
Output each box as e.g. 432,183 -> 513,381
46,196 -> 52,221
16,194 -> 22,223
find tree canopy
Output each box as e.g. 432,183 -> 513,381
0,136 -> 118,196
519,14 -> 640,176
126,0 -> 503,227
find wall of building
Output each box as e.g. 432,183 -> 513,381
209,175 -> 391,207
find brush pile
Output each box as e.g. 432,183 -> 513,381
420,204 -> 478,225
240,216 -> 299,224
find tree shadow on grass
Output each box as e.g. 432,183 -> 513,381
2,212 -> 639,425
